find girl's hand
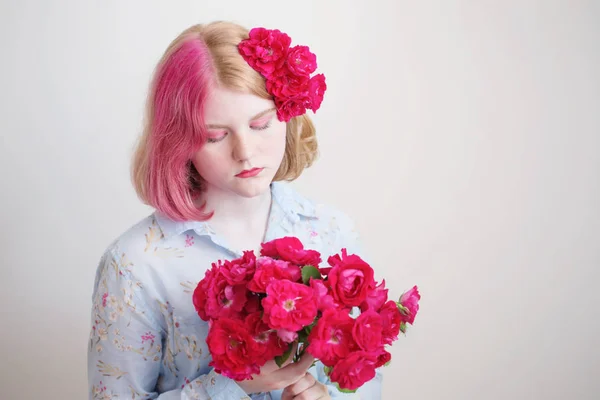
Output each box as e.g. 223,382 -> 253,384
235,352 -> 315,395
281,372 -> 332,400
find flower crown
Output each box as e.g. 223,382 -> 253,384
238,27 -> 326,122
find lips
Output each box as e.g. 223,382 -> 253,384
235,167 -> 264,178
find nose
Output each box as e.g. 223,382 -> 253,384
231,131 -> 254,162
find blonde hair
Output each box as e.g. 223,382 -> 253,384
130,21 -> 318,221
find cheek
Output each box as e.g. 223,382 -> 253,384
191,149 -> 228,178
262,125 -> 287,157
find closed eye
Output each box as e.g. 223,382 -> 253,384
251,121 -> 271,131
206,118 -> 271,143
206,132 -> 227,143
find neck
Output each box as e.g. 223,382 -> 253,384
198,185 -> 273,229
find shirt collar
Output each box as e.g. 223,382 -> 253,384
153,181 -> 317,241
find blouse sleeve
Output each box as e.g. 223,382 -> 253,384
87,249 -> 253,400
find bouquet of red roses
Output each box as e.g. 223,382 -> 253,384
192,236 -> 420,392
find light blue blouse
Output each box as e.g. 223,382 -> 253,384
87,181 -> 383,399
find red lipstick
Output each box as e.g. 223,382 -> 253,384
236,167 -> 263,178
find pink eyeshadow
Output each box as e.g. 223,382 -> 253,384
250,116 -> 271,128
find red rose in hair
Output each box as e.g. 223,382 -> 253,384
206,318 -> 260,381
286,45 -> 317,77
238,27 -> 291,77
274,96 -> 310,122
266,72 -> 310,99
307,73 -> 326,112
327,249 -> 375,308
237,27 -> 327,122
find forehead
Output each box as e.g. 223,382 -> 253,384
203,86 -> 274,124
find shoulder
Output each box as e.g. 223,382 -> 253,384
273,181 -> 361,252
100,213 -> 163,263
92,213 -> 171,297
274,181 -> 358,229
91,214 -> 168,325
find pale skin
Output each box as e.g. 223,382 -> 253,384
192,86 -> 331,399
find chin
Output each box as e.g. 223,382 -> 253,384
232,178 -> 272,198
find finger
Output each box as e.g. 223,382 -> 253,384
285,353 -> 314,374
260,342 -> 299,374
258,360 -> 279,375
273,354 -> 316,387
287,383 -> 329,400
283,372 -> 316,397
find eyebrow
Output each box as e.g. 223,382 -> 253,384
206,107 -> 276,129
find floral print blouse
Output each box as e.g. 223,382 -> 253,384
87,181 -> 383,399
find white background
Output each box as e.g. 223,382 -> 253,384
1,1 -> 599,399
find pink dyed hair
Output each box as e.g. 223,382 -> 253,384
131,22 -> 318,222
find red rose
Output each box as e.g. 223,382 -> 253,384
219,251 -> 256,285
307,308 -> 356,366
266,70 -> 310,99
380,300 -> 401,345
352,310 -> 383,352
360,279 -> 389,312
286,45 -> 317,77
244,293 -> 262,314
276,328 -> 298,343
260,237 -> 322,267
399,285 -> 421,325
329,351 -> 378,391
193,263 -> 248,321
262,280 -> 317,332
192,265 -> 213,321
245,312 -> 287,364
374,348 -> 391,368
206,318 -> 260,381
274,96 -> 310,122
309,278 -> 337,312
307,73 -> 326,112
327,249 -> 375,307
247,257 -> 300,293
238,27 -> 291,77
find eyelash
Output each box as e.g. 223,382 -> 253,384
206,121 -> 271,143
252,121 -> 271,131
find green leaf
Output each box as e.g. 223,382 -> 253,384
396,301 -> 410,316
303,318 -> 317,336
298,330 -> 309,343
400,321 -> 407,334
301,265 -> 322,284
334,381 -> 357,394
323,366 -> 333,376
384,360 -> 392,367
275,342 -> 294,368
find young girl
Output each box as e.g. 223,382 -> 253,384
87,21 -> 383,400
